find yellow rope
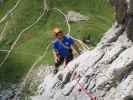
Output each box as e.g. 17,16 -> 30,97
0,10 -> 46,68
0,0 -> 21,24
0,21 -> 8,41
0,49 -> 9,52
13,0 -> 50,98
52,8 -> 71,35
19,43 -> 50,93
52,8 -> 90,51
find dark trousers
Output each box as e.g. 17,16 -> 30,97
55,52 -> 73,68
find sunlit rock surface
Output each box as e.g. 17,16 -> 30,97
31,23 -> 133,100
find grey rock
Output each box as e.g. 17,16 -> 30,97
29,2 -> 133,100
0,89 -> 15,100
97,25 -> 124,49
127,0 -> 133,15
96,46 -> 133,91
31,95 -> 50,100
66,11 -> 89,22
62,80 -> 76,96
99,43 -> 125,65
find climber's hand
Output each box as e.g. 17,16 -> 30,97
73,42 -> 81,55
54,56 -> 60,63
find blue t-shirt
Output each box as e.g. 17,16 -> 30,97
52,35 -> 74,57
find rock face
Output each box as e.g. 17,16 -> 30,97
31,0 -> 133,100
126,0 -> 133,41
110,0 -> 127,24
66,11 -> 89,22
0,84 -> 18,100
31,25 -> 133,100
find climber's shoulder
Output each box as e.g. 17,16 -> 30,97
64,34 -> 74,44
64,34 -> 73,39
52,39 -> 59,44
52,39 -> 60,49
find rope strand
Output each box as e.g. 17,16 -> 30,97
0,11 -> 46,68
52,8 -> 71,35
0,0 -> 21,24
52,7 -> 90,51
13,0 -> 49,99
0,21 -> 8,41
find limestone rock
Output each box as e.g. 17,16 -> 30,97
66,11 -> 89,22
28,1 -> 133,100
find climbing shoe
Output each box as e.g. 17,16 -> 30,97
53,68 -> 58,74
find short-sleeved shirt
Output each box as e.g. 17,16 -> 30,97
52,35 -> 74,57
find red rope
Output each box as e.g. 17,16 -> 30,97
73,74 -> 96,100
77,81 -> 96,100
65,66 -> 96,100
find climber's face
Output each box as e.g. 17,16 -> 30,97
56,31 -> 64,40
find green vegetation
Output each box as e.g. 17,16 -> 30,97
0,0 -> 113,83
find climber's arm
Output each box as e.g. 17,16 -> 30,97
53,49 -> 59,63
69,36 -> 81,55
72,42 -> 81,55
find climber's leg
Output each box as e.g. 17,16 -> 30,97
54,56 -> 64,74
64,52 -> 73,67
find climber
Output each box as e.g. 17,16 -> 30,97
52,27 -> 80,74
